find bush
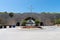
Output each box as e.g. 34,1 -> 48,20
35,20 -> 40,26
55,19 -> 60,24
9,12 -> 14,17
22,20 -> 27,26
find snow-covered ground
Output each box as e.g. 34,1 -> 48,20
0,26 -> 60,40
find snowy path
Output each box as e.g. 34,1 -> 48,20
0,26 -> 60,40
